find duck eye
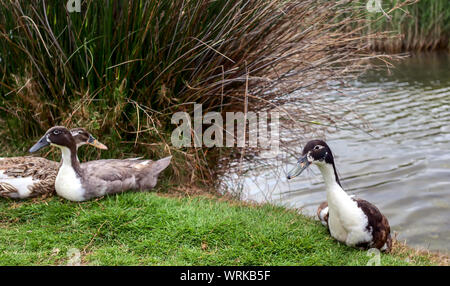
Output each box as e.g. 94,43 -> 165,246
314,146 -> 320,150
53,130 -> 61,135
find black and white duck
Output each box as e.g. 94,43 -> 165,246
0,128 -> 107,199
29,126 -> 172,202
287,139 -> 392,252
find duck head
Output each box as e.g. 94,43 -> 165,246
70,128 -> 108,150
286,139 -> 338,181
29,126 -> 106,152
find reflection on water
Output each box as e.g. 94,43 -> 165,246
222,53 -> 450,252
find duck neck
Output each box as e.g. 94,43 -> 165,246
60,145 -> 81,165
59,145 -> 82,176
316,162 -> 343,193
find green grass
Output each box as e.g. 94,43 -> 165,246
0,191 -> 440,266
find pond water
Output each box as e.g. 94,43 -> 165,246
222,53 -> 450,253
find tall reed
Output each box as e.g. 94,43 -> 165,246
362,0 -> 450,52
0,0 -> 385,185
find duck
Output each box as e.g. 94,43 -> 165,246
317,201 -> 329,227
317,194 -> 356,227
29,126 -> 172,202
0,128 -> 107,199
287,139 -> 392,252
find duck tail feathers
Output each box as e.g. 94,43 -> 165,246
148,156 -> 172,176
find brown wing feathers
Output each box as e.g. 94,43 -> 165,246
317,201 -> 329,226
355,198 -> 392,252
0,157 -> 58,198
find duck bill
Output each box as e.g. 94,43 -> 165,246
287,155 -> 310,180
88,135 -> 108,150
29,135 -> 49,153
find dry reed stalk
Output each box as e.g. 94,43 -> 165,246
0,0 -> 399,184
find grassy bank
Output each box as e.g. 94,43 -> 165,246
0,190 -> 446,266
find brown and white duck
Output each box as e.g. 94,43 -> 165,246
29,126 -> 172,202
287,140 -> 392,252
0,128 -> 107,199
